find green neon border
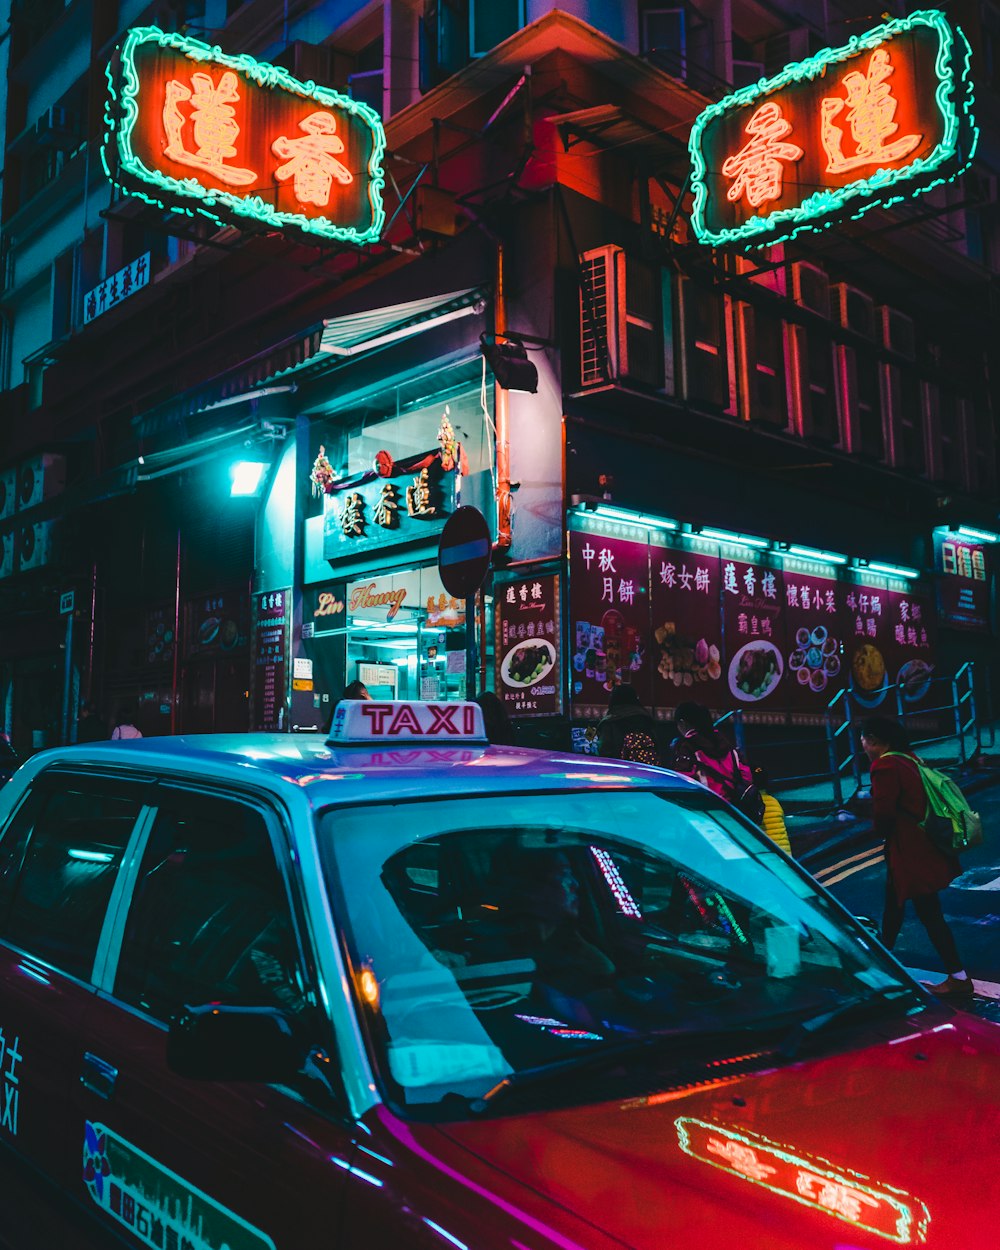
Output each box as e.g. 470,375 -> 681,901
102,25 -> 386,245
675,1117 -> 930,1244
688,10 -> 978,250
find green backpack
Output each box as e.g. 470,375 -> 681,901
884,752 -> 984,854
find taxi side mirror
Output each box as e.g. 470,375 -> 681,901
167,1003 -> 300,1082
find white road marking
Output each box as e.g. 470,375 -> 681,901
952,870 -> 1000,891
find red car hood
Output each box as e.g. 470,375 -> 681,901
436,1013 -> 1000,1249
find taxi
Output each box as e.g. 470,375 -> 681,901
0,699 -> 996,1250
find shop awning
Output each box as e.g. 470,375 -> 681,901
133,287 -> 486,441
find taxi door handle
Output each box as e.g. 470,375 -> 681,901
81,1053 -> 118,1100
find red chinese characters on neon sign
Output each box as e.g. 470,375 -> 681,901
104,27 -> 385,245
689,11 -> 976,247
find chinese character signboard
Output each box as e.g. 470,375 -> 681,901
689,11 -> 976,248
495,574 -> 562,718
569,530 -> 652,719
251,588 -> 290,730
83,252 -> 150,325
934,530 -> 992,632
845,580 -> 935,710
721,557 -> 786,713
184,590 -> 249,659
782,570 -> 845,713
323,457 -> 459,560
104,26 -> 385,245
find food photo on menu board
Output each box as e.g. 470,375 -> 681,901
568,530 -> 652,710
721,558 -> 785,706
845,584 -> 936,710
495,574 -> 562,717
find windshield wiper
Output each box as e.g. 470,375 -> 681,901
777,987 -> 920,1061
465,1023 -> 775,1113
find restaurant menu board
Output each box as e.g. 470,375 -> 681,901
721,558 -> 785,710
185,590 -> 249,659
781,571 -> 845,712
934,532 -> 991,632
252,588 -> 291,730
845,583 -> 936,711
144,604 -> 174,666
650,548 -> 723,708
496,573 -> 562,718
569,531 -> 651,718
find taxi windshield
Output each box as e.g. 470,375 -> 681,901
319,789 -> 915,1116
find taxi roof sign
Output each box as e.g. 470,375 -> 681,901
328,700 -> 487,745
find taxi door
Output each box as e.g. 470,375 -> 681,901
0,773 -> 149,1246
73,786 -> 358,1250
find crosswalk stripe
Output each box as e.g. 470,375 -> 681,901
814,844 -> 883,882
819,854 -> 884,888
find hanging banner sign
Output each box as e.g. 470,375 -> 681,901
689,10 -> 977,248
103,26 -> 385,244
934,530 -> 991,632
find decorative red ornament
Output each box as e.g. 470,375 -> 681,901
374,449 -> 394,477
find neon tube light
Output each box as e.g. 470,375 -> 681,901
590,505 -> 679,531
787,545 -> 848,565
862,562 -> 920,580
701,528 -> 770,549
956,526 -> 1000,544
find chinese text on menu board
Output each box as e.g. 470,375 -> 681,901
496,575 -> 561,717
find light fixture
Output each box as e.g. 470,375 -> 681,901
230,460 -> 269,497
480,334 -> 538,393
700,527 -> 770,549
787,544 -> 848,565
862,561 -> 920,580
590,504 -> 678,531
956,525 -> 1000,544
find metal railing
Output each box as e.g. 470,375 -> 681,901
719,661 -> 992,813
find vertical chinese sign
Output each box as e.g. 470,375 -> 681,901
720,556 -> 786,720
845,579 -> 935,711
688,10 -> 976,248
934,531 -> 992,632
649,543 -> 723,713
104,26 -> 385,244
782,569 -> 845,716
252,589 -> 291,730
568,529 -> 652,720
495,574 -> 562,718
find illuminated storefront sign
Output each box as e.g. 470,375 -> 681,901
103,26 -> 385,244
689,10 -> 976,248
675,1118 -> 929,1244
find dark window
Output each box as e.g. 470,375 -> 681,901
805,330 -> 837,442
2,784 -> 142,978
115,793 -> 305,1021
856,349 -> 883,459
470,0 -> 523,56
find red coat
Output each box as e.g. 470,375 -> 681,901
871,751 -> 960,904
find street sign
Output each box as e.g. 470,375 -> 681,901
437,506 -> 492,600
59,591 -> 74,615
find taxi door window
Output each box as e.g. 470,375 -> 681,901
114,793 -> 307,1021
1,785 -> 142,979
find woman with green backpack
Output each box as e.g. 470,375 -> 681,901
859,717 -> 973,1001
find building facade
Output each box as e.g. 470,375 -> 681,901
0,0 -> 998,758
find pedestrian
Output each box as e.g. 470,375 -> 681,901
474,691 -> 516,745
596,684 -> 664,765
75,700 -> 105,744
343,680 -> 371,701
752,765 -> 792,854
668,701 -> 762,822
110,703 -> 142,740
860,716 -> 973,1000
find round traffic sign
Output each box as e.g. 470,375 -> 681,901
438,506 -> 492,599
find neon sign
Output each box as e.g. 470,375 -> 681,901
675,1118 -> 929,1243
103,26 -> 385,245
689,10 -> 976,248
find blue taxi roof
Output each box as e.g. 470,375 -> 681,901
39,734 -> 699,809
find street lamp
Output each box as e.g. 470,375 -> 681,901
230,460 -> 269,497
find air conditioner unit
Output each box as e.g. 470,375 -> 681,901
734,244 -> 786,297
0,528 -> 13,579
836,344 -> 885,460
677,276 -> 729,409
735,302 -> 788,428
787,325 -> 839,443
16,519 -> 53,572
879,306 -> 916,360
0,469 -> 15,520
17,453 -> 66,512
34,105 -> 80,150
831,284 -> 875,339
763,27 -> 816,75
791,262 -> 830,317
579,246 -> 661,388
